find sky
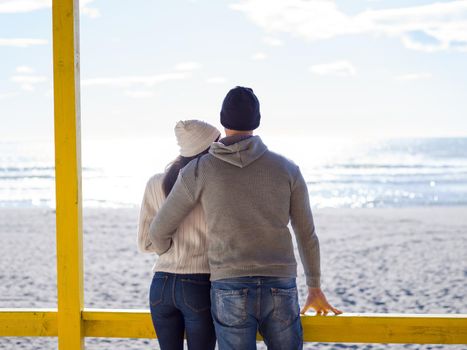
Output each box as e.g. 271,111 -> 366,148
1,0 -> 467,142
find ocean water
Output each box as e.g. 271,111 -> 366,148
1,137 -> 467,209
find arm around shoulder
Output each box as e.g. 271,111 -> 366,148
149,171 -> 198,255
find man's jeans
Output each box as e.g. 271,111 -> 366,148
211,276 -> 303,350
149,272 -> 216,350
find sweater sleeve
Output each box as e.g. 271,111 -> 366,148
137,176 -> 160,253
149,172 -> 197,255
290,166 -> 321,288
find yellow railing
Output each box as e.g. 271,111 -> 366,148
1,309 -> 467,344
0,1 -> 466,349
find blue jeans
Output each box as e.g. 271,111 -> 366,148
211,276 -> 303,350
149,272 -> 216,350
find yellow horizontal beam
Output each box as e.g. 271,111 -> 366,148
82,309 -> 155,338
0,309 -> 57,337
301,312 -> 467,344
1,309 -> 466,344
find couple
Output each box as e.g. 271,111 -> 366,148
137,86 -> 342,350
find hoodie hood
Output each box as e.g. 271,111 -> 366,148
209,135 -> 267,168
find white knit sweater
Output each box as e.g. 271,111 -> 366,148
137,173 -> 210,274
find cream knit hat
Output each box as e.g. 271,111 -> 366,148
174,120 -> 221,157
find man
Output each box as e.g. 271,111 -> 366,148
150,86 -> 342,349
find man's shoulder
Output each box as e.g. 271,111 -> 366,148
263,148 -> 299,170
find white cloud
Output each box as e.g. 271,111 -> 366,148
0,38 -> 48,47
10,75 -> 48,91
10,75 -> 47,84
263,36 -> 283,46
124,90 -> 156,98
174,62 -> 202,71
0,0 -> 100,18
231,0 -> 467,52
252,52 -> 268,60
0,0 -> 49,13
309,60 -> 356,77
80,0 -> 100,18
82,72 -> 189,88
16,65 -> 34,73
395,73 -> 433,81
0,92 -> 18,99
206,77 -> 227,84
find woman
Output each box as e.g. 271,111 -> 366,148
137,120 -> 221,350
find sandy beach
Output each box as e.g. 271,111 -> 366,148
0,207 -> 466,349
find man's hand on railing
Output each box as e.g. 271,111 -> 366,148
300,287 -> 343,316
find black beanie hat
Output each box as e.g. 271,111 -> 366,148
220,86 -> 261,131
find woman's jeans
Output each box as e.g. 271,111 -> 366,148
211,276 -> 303,350
149,272 -> 216,350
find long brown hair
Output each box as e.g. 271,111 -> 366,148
162,145 -> 214,197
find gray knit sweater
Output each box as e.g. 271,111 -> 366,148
149,135 -> 321,288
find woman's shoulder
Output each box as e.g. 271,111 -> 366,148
146,172 -> 165,186
143,173 -> 166,208
144,173 -> 166,198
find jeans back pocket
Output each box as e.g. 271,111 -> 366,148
181,278 -> 211,313
149,274 -> 168,307
213,288 -> 248,327
271,287 -> 299,327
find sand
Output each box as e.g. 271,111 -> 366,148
0,207 -> 466,349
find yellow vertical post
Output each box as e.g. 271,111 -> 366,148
52,0 -> 83,349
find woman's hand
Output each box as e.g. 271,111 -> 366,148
300,287 -> 343,316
